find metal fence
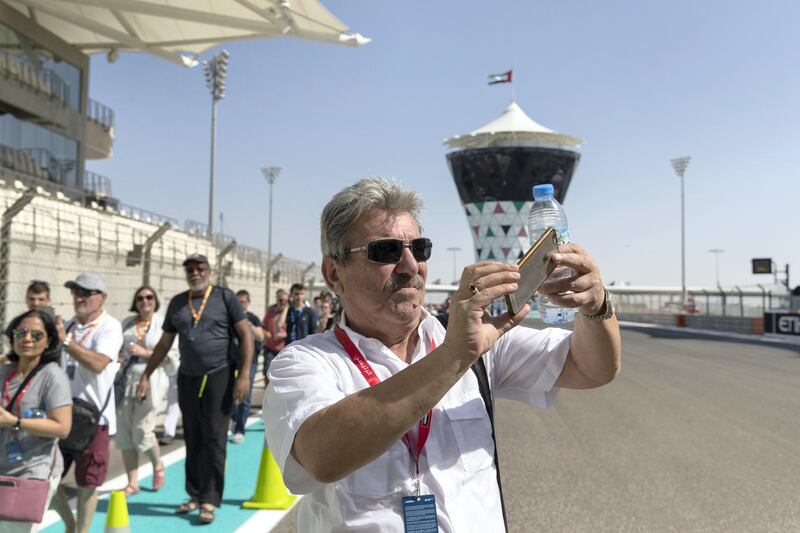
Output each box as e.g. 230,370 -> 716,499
609,285 -> 791,318
0,186 -> 317,345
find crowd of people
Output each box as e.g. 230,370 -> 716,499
0,261 -> 338,532
1,177 -> 621,533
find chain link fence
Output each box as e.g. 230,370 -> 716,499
0,186 -> 316,346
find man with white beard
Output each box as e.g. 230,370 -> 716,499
137,254 -> 253,525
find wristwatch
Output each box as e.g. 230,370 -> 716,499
62,337 -> 71,348
14,417 -> 21,430
581,288 -> 615,321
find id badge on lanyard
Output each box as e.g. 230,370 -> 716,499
333,325 -> 439,532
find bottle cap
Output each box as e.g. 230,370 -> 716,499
532,184 -> 554,199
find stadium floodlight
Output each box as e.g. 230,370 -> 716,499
708,248 -> 724,286
202,50 -> 230,238
262,166 -> 282,309
670,156 -> 691,310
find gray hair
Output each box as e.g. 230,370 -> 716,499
321,178 -> 424,262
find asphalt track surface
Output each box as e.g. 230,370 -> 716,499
269,322 -> 800,532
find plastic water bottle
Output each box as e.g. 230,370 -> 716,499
22,409 -> 47,419
528,184 -> 576,323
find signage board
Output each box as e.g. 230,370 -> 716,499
752,258 -> 773,274
764,311 -> 800,336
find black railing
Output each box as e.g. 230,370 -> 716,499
0,52 -> 71,107
87,98 -> 115,130
118,204 -> 179,227
83,170 -> 112,197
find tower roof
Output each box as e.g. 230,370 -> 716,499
444,101 -> 582,150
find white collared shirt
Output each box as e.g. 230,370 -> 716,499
263,311 -> 571,533
62,311 -> 123,434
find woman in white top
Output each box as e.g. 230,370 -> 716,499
115,286 -> 178,496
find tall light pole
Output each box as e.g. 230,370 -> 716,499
671,156 -> 691,309
446,246 -> 461,282
202,50 -> 230,238
709,248 -> 724,286
262,166 -> 281,310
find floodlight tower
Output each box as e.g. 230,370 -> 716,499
262,166 -> 281,309
203,50 -> 230,238
671,156 -> 691,308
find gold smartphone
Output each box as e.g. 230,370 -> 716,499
504,227 -> 559,315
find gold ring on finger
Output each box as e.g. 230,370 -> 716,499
469,283 -> 480,296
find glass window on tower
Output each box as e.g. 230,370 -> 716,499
0,114 -> 78,188
0,20 -> 81,109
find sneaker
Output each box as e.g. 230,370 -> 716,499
231,432 -> 245,444
158,435 -> 174,446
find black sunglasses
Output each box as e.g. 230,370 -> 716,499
346,238 -> 432,264
72,288 -> 102,298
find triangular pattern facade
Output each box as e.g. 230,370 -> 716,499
463,201 -> 533,262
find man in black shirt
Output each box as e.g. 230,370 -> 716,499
285,282 -> 317,344
230,289 -> 264,444
137,254 -> 253,524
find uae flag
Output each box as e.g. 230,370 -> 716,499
488,70 -> 512,85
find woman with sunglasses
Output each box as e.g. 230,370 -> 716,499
115,286 -> 178,496
0,310 -> 72,532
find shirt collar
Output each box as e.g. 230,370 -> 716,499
72,310 -> 107,330
339,308 -> 438,358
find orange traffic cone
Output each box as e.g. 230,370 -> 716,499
104,491 -> 131,532
242,446 -> 297,510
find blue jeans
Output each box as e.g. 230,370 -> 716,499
231,356 -> 258,435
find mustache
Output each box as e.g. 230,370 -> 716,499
383,274 -> 425,293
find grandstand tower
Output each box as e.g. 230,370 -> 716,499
444,101 -> 582,262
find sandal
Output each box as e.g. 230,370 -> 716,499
123,484 -> 140,497
175,500 -> 198,514
152,463 -> 166,491
198,506 -> 215,524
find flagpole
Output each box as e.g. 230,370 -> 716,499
511,69 -> 516,102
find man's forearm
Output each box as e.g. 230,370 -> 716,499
66,343 -> 111,374
292,346 -> 472,484
567,316 -> 621,387
143,336 -> 173,378
239,330 -> 254,375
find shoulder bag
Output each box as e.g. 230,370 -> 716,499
0,444 -> 56,523
59,387 -> 112,455
0,364 -> 54,523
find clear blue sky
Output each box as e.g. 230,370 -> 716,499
87,0 -> 800,290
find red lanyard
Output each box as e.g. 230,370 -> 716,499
3,369 -> 33,416
334,325 -> 435,492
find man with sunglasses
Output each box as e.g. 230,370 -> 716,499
52,272 -> 123,533
136,253 -> 253,524
263,178 -> 621,533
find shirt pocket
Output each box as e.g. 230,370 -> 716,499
443,395 -> 495,472
335,441 -> 410,498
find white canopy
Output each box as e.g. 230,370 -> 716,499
4,0 -> 370,67
444,100 -> 582,151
